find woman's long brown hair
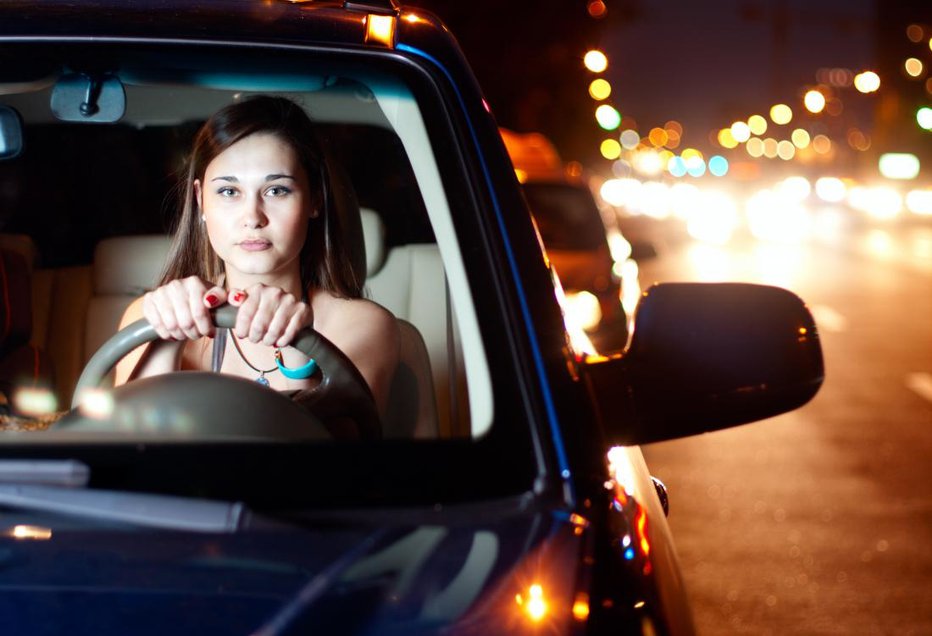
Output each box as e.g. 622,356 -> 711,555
159,95 -> 362,298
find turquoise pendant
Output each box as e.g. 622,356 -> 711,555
256,374 -> 270,386
274,350 -> 318,380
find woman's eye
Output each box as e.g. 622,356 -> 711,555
216,187 -> 238,197
265,185 -> 292,197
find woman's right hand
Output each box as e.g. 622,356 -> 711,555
142,276 -> 228,341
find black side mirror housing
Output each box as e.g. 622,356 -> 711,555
582,282 -> 824,445
0,105 -> 24,159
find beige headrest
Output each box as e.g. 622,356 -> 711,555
93,235 -> 172,295
360,208 -> 386,278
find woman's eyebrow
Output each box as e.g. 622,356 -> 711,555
265,174 -> 296,181
211,176 -> 239,183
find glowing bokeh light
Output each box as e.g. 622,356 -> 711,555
620,128 -> 641,149
804,89 -> 826,113
853,71 -> 880,93
587,0 -> 607,18
905,189 -> 932,215
748,114 -> 768,136
770,104 -> 793,125
847,128 -> 870,151
600,138 -> 622,159
812,134 -> 832,154
589,78 -> 612,100
849,186 -> 903,219
763,137 -> 779,158
815,177 -> 847,203
667,155 -> 687,177
730,121 -> 751,142
917,107 -> 932,130
791,128 -> 811,148
777,139 -> 796,160
648,127 -> 669,147
746,137 -> 764,157
595,104 -> 622,130
878,153 -> 920,180
584,49 -> 608,73
685,155 -> 706,177
708,155 -> 729,176
905,58 -> 924,78
632,148 -> 665,176
906,24 -> 924,43
718,128 -> 738,148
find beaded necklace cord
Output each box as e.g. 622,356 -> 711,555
229,330 -> 318,384
230,330 -> 277,386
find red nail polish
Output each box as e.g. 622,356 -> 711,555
205,294 -> 218,307
233,291 -> 245,303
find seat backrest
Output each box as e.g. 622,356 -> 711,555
361,208 -> 463,437
86,235 -> 172,370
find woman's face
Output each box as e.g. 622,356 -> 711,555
196,132 -> 313,287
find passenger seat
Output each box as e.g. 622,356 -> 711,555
85,235 -> 172,384
361,208 -> 467,438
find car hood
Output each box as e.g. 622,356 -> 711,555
0,497 -> 599,635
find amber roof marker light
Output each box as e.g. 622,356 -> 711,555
342,0 -> 399,48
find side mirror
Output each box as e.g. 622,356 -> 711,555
0,105 -> 24,159
582,282 -> 824,445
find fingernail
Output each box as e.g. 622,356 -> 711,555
205,294 -> 219,307
232,291 -> 245,303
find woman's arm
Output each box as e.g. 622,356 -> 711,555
113,296 -> 186,385
320,299 -> 400,419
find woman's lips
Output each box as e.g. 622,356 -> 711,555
238,239 -> 271,252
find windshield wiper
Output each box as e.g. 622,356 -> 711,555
0,460 -> 90,487
0,459 -> 249,532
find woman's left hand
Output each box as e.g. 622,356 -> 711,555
227,284 -> 313,348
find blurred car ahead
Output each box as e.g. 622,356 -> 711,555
501,128 -> 638,353
0,1 -> 824,634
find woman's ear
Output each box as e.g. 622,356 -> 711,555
193,179 -> 204,215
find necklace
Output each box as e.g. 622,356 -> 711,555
229,331 -> 278,386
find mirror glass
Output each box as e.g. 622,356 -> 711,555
0,105 -> 23,158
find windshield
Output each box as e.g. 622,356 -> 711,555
0,41 -> 540,506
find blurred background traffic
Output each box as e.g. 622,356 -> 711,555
423,0 -> 930,263
418,2 -> 931,634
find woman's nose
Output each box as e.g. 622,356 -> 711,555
241,195 -> 268,228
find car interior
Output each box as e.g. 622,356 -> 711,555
0,44 -> 496,441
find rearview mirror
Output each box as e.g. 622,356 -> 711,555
0,105 -> 23,159
51,73 -> 125,123
582,282 -> 824,445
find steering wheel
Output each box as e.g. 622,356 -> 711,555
54,305 -> 381,439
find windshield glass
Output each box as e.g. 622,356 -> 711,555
0,41 -> 536,504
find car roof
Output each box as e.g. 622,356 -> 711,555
0,0 -> 428,47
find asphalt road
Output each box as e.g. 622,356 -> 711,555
635,221 -> 932,635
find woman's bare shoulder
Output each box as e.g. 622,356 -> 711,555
119,295 -> 146,329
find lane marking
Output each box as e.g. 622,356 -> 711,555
809,305 -> 847,333
905,373 -> 932,404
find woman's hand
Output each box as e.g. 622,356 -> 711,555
142,276 -> 228,341
227,284 -> 313,348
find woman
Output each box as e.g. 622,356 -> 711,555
115,96 -> 400,436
